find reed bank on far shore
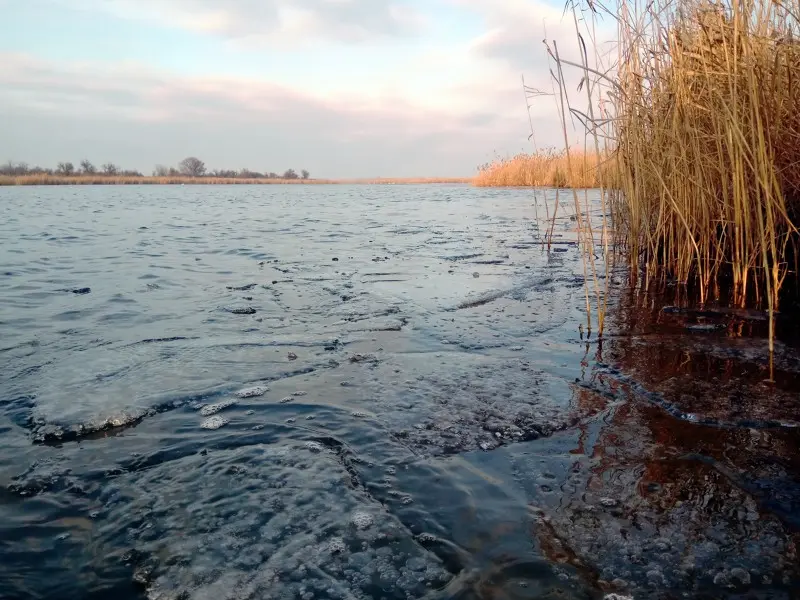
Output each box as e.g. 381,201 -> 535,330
0,175 -> 472,186
0,157 -> 472,187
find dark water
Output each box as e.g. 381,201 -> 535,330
1,185 -> 798,600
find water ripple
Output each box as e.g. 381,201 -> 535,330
1,184 -> 798,600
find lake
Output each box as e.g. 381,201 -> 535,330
1,184 -> 798,599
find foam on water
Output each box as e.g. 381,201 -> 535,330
351,511 -> 374,530
89,442 -> 451,600
236,386 -> 269,398
199,399 -> 237,417
200,415 -> 229,430
304,441 -> 325,453
343,353 -> 577,456
30,408 -> 150,442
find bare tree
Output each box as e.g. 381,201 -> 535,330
282,168 -> 298,180
1,161 -> 29,176
153,164 -> 169,177
179,157 -> 206,177
266,172 -> 279,179
211,169 -> 237,178
102,163 -> 119,175
301,169 -> 310,180
56,162 -> 75,176
80,159 -> 96,174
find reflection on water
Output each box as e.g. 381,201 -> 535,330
523,288 -> 800,598
0,185 -> 798,599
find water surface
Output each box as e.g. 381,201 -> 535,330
1,184 -> 798,600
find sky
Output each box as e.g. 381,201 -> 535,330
0,0 -> 611,177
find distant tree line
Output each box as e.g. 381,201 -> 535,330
1,159 -> 143,177
2,157 -> 310,180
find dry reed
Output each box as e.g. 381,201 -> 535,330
546,0 -> 800,360
474,148 -> 616,188
0,174 -> 472,186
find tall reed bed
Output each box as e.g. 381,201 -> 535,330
474,148 -> 616,188
547,0 -> 800,358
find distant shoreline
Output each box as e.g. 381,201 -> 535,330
0,174 -> 473,186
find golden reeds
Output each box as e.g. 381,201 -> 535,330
616,0 -> 799,356
545,0 -> 800,359
0,174 -> 472,186
474,148 -> 616,188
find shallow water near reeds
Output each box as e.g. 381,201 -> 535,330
1,184 -> 799,600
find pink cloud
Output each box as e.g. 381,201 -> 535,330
0,53 -> 547,176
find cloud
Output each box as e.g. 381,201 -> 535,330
455,0 -> 616,67
449,0 -> 617,144
54,0 -> 427,43
0,53 -> 558,177
462,0 -> 567,68
0,52 -> 492,125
